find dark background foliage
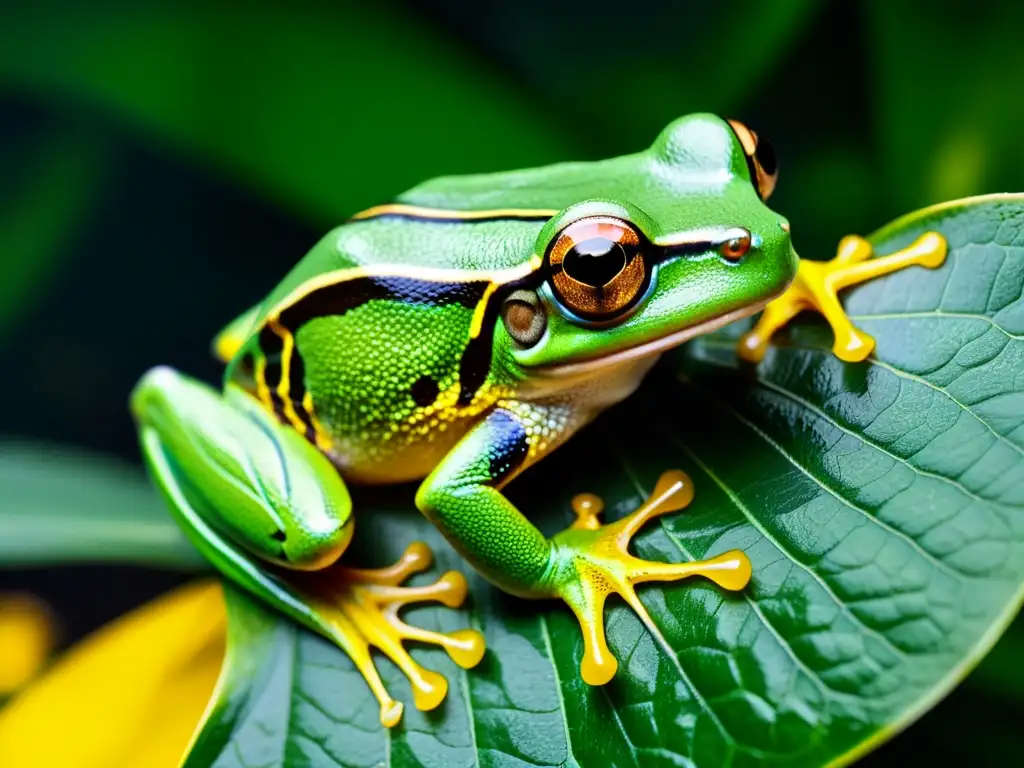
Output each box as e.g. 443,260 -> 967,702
1,0 -> 1022,762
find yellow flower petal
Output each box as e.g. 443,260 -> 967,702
0,580 -> 225,768
0,592 -> 55,694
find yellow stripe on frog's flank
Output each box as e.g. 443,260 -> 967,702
464,252 -> 540,340
469,281 -> 501,339
349,203 -> 558,222
302,390 -> 333,452
253,355 -> 273,414
264,256 -> 545,328
269,318 -> 312,436
462,250 -> 536,342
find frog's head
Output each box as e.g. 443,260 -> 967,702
500,113 -> 797,378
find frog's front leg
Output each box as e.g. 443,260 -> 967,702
416,406 -> 752,685
130,368 -> 483,727
738,231 -> 948,362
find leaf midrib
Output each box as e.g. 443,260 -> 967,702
538,614 -> 582,768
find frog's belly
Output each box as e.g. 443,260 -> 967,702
318,354 -> 660,486
294,304 -> 661,486
323,412 -> 480,485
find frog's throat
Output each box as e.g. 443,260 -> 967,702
532,299 -> 769,378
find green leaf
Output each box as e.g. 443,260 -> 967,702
0,441 -> 204,568
0,3 -> 571,223
186,195 -> 1024,766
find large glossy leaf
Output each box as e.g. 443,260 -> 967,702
0,441 -> 203,568
186,195 -> 1024,767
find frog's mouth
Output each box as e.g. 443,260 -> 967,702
532,299 -> 769,378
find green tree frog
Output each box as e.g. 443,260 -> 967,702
130,113 -> 947,727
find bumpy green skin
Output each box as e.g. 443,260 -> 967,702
132,114 -> 797,615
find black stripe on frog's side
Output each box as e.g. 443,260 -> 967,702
486,409 -> 530,485
457,297 -> 503,406
276,276 -> 490,333
268,270 -> 547,414
455,273 -> 544,406
287,348 -> 317,442
257,324 -> 316,439
258,326 -> 288,422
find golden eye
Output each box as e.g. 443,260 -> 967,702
546,216 -> 648,320
727,119 -> 779,201
720,231 -> 751,261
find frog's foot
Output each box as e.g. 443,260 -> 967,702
738,231 -> 947,363
545,470 -> 752,686
290,542 -> 485,728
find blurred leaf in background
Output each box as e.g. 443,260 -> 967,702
0,126 -> 106,340
865,0 -> 1024,209
0,2 -> 573,223
0,592 -> 54,698
0,581 -> 224,768
0,442 -> 201,568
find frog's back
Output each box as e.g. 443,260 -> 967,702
230,185 -> 562,484
225,141 -> 674,484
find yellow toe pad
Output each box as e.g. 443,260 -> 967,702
287,542 -> 485,727
552,470 -> 752,686
739,231 -> 947,363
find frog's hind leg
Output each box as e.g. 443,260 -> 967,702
131,368 -> 484,728
739,231 -> 947,362
288,542 -> 484,727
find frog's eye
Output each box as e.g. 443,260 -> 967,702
727,119 -> 779,200
546,216 -> 648,320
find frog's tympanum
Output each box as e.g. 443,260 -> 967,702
131,114 -> 947,726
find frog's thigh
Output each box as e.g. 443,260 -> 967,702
130,366 -> 352,571
415,407 -> 555,596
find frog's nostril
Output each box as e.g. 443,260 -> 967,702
271,529 -> 287,542
779,221 -> 790,232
